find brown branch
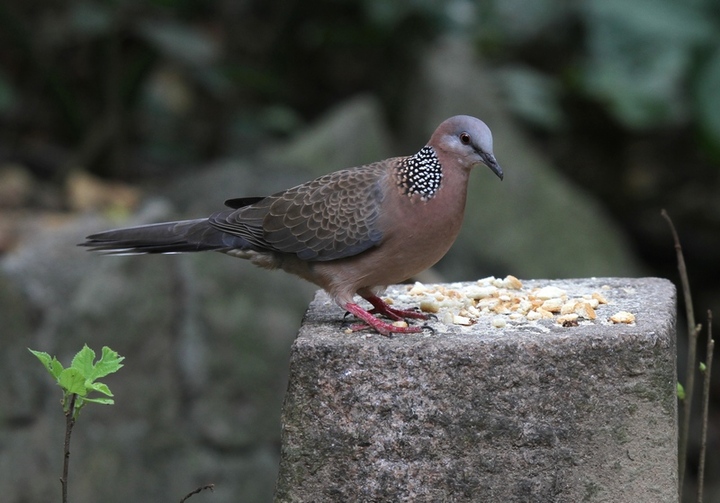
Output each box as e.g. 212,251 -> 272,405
697,310 -> 713,503
661,209 -> 699,495
180,483 -> 215,503
60,393 -> 78,503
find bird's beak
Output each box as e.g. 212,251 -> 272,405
481,152 -> 503,180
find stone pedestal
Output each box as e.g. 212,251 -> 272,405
275,278 -> 678,503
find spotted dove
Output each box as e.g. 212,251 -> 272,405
80,115 -> 503,335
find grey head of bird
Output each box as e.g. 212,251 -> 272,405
430,115 -> 503,180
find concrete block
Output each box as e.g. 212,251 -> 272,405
275,278 -> 677,502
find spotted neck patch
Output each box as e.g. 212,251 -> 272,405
396,146 -> 443,201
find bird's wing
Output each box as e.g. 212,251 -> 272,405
208,162 -> 392,261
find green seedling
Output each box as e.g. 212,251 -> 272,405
29,345 -> 124,503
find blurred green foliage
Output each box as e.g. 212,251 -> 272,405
482,0 -> 720,148
0,0 -> 444,176
581,0 -> 719,134
0,0 -> 718,179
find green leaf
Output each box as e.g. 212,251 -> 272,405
69,344 -> 124,382
676,382 -> 686,400
28,349 -> 64,380
87,381 -> 114,397
51,359 -> 63,379
83,397 -> 115,406
29,349 -> 53,371
30,345 -> 123,406
91,347 -> 125,380
699,361 -> 707,372
58,368 -> 88,396
71,344 -> 97,380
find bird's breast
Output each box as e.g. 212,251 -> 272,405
376,179 -> 468,272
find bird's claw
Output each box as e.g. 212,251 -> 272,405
421,323 -> 436,335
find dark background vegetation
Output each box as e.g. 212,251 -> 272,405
1,0 -> 719,501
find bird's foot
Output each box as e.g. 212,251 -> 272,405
344,303 -> 423,336
363,294 -> 430,321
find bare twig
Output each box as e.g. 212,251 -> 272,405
697,310 -> 713,503
661,209 -> 699,494
180,483 -> 215,503
61,393 -> 78,503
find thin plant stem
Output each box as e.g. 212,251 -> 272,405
61,393 -> 78,503
697,310 -> 713,503
661,209 -> 699,495
180,483 -> 215,503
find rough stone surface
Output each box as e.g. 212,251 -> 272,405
275,278 -> 678,503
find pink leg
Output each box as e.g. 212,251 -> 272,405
362,294 -> 430,321
344,303 -> 423,336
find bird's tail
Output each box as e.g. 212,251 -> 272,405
80,218 -> 234,254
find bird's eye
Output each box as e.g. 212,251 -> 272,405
459,132 -> 471,145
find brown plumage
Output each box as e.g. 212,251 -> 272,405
80,115 -> 503,335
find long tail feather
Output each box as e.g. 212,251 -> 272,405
79,218 -> 242,254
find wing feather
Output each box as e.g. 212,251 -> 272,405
208,160 -> 394,261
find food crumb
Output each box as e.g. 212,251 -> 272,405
401,276 -> 636,329
610,311 -> 636,324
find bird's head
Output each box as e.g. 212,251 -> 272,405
431,115 -> 503,180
